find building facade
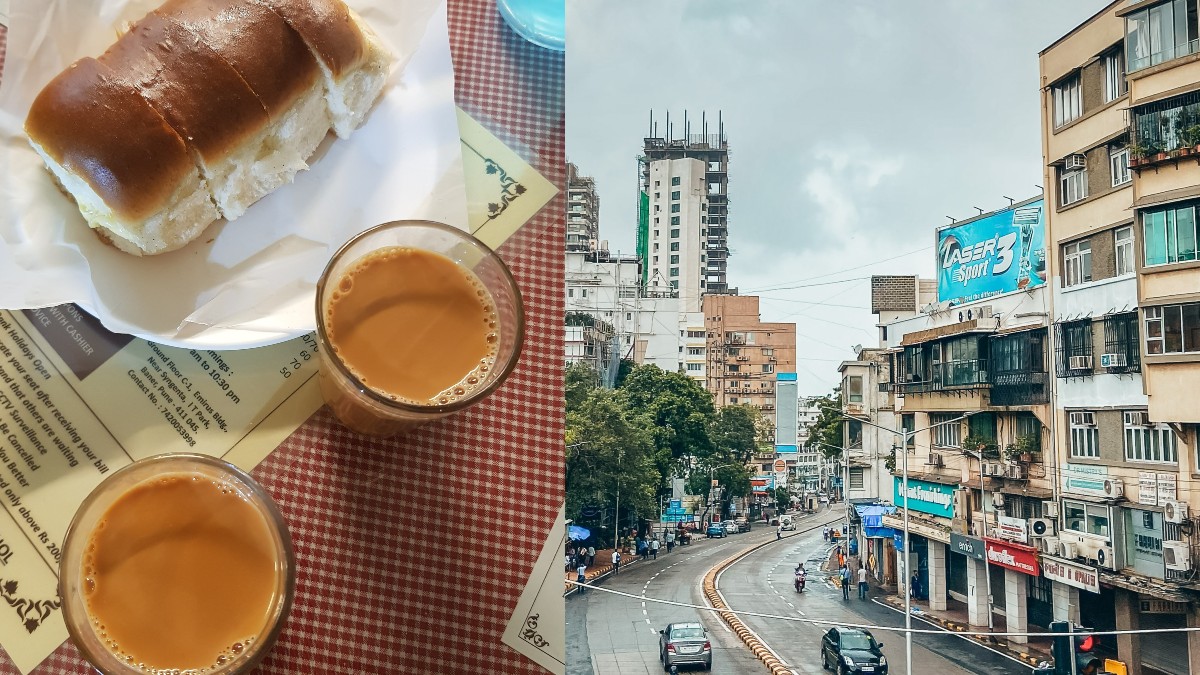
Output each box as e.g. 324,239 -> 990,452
703,294 -> 797,433
566,162 -> 600,252
1041,4 -> 1200,672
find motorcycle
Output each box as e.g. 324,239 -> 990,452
794,571 -> 807,593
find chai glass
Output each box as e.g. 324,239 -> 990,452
315,220 -> 525,437
59,453 -> 295,674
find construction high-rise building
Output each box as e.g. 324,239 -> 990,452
637,111 -> 733,299
566,162 -> 600,252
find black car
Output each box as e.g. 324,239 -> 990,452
820,627 -> 887,675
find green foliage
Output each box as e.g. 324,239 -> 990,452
774,487 -> 791,511
807,389 -> 843,459
614,358 -> 636,388
963,433 -> 1000,459
565,362 -> 601,412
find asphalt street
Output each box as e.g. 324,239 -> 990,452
720,522 -> 1038,675
567,508 -> 843,675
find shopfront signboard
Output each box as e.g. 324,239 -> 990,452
893,477 -> 955,518
997,516 -> 1029,544
983,537 -> 1040,576
951,532 -> 985,561
1062,463 -> 1110,498
1041,556 -> 1099,593
1128,508 -> 1165,579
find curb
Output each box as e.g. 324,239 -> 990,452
701,515 -> 843,675
879,596 -> 1047,667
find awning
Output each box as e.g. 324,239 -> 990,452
855,504 -> 899,539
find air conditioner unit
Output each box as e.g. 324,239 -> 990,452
1069,355 -> 1093,370
1102,479 -> 1125,499
1041,536 -> 1061,555
737,356 -> 749,361
1042,500 -> 1061,519
978,305 -> 994,318
1006,465 -> 1026,480
1100,353 -> 1128,368
927,453 -> 944,467
1164,500 -> 1189,524
1059,541 -> 1079,559
1070,411 -> 1096,426
991,492 -> 1006,509
981,463 -> 995,477
1095,545 -> 1117,570
1065,154 -> 1087,171
1031,518 -> 1057,537
1164,541 -> 1192,571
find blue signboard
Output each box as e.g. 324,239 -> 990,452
937,199 -> 1046,305
775,445 -> 799,455
893,477 -> 956,518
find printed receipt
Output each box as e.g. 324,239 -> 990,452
0,306 -> 321,673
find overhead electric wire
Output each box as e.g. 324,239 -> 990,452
743,245 -> 932,294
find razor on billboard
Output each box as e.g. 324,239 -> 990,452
937,198 -> 1046,305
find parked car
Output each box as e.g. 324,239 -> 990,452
705,523 -> 726,538
780,515 -> 796,531
736,519 -> 751,533
659,622 -> 712,671
722,520 -> 739,535
820,627 -> 887,675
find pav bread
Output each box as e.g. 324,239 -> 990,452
23,0 -> 391,256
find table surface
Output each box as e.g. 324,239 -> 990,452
0,1 -> 565,672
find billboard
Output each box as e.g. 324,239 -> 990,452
937,199 -> 1046,305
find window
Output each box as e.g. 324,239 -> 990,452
902,414 -> 915,449
1111,148 -> 1131,187
1028,575 -> 1053,605
1124,412 -> 1179,463
1104,48 -> 1128,102
1103,311 -> 1141,372
1060,169 -> 1087,206
654,229 -> 659,238
847,420 -> 862,449
1115,226 -> 1134,275
1069,412 -> 1099,458
728,365 -> 740,373
687,363 -> 702,372
1142,202 -> 1198,266
670,204 -> 680,213
581,289 -> 588,298
654,192 -> 660,199
1015,414 -> 1042,453
762,348 -> 774,357
671,191 -> 680,200
1055,320 -> 1093,376
671,216 -> 680,226
652,256 -> 659,264
670,280 -> 678,289
1063,240 -> 1092,286
670,255 -> 679,264
1145,303 -> 1200,354
931,413 -> 961,449
670,228 -> 680,238
849,468 -> 865,490
626,313 -> 632,321
762,364 -> 774,373
670,242 -> 679,251
1053,74 -> 1082,127
845,376 -> 863,403
729,381 -> 739,388
669,267 -> 679,277
671,176 -> 680,186
1125,0 -> 1199,72
653,243 -> 659,252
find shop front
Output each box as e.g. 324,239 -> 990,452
983,537 -> 1040,645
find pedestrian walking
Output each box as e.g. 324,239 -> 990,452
576,562 -> 588,594
822,527 -> 829,542
650,537 -> 660,560
840,564 -> 851,600
910,572 -> 921,600
858,566 -> 869,600
587,545 -> 596,567
612,549 -> 621,575
665,530 -> 675,553
776,524 -> 783,540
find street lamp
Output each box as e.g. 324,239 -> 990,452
837,409 -> 977,675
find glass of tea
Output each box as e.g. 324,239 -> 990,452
59,453 -> 295,674
315,220 -> 525,437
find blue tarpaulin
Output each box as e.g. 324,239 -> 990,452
854,504 -> 897,539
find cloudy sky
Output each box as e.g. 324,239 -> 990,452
566,0 -> 1110,394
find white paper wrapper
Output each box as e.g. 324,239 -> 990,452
0,0 -> 466,349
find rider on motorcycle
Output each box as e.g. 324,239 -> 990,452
794,562 -> 807,591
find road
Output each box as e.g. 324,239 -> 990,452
567,507 -> 843,675
719,521 -> 1037,675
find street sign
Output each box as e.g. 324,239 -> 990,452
773,459 -> 786,473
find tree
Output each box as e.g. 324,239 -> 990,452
565,362 -> 600,412
807,388 -> 843,460
774,487 -> 791,511
710,404 -> 759,465
619,364 -> 715,484
565,388 -> 657,546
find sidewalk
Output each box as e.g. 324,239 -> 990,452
562,548 -> 644,594
819,546 -> 1055,668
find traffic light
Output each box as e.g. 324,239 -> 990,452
1050,621 -> 1101,675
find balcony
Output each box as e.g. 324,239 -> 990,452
989,371 -> 1049,407
893,360 -> 990,394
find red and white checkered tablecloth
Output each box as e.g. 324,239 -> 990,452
0,0 -> 565,670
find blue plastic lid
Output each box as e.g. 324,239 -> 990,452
496,0 -> 565,52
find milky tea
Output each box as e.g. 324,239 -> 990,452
316,221 -> 524,437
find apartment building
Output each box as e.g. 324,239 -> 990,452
565,250 -> 706,384
1042,4 -> 1199,672
877,199 -> 1055,648
837,347 -> 898,505
566,162 -> 600,252
703,294 -> 796,433
797,397 -> 825,491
